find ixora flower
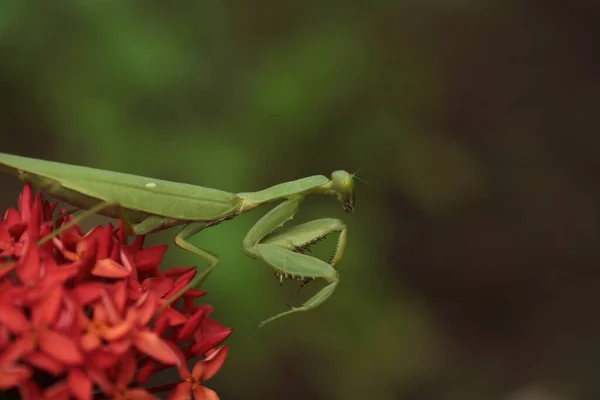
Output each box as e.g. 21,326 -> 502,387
0,184 -> 232,400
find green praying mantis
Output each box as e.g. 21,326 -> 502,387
0,152 -> 354,326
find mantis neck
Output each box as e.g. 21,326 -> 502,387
236,176 -> 335,215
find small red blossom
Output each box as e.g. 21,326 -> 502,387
169,346 -> 229,400
0,184 -> 231,400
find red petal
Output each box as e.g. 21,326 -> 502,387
42,252 -> 59,275
24,350 -> 65,375
85,365 -> 114,395
32,285 -> 63,327
167,382 -> 193,400
39,330 -> 83,365
192,385 -> 219,400
127,282 -> 143,303
0,324 -> 9,349
116,221 -> 127,243
52,236 -> 79,261
25,193 -> 41,241
77,232 -> 98,256
70,283 -> 104,305
136,360 -> 158,385
122,351 -> 137,387
142,277 -> 174,298
94,225 -> 113,260
177,307 -> 208,341
135,290 -> 158,327
164,341 -> 189,379
183,288 -> 207,303
103,309 -> 136,341
163,272 -> 199,303
121,247 -> 139,282
80,333 -> 101,352
93,302 -> 107,324
68,368 -> 92,400
101,286 -> 123,325
116,351 -> 137,388
85,349 -> 120,369
109,240 -> 120,261
54,294 -> 78,332
45,264 -> 80,288
57,222 -> 84,249
0,226 -> 12,248
129,235 -> 145,251
106,337 -> 132,355
16,243 -> 41,283
92,258 -> 130,278
192,346 -> 228,382
153,313 -> 170,336
8,223 -> 27,242
0,364 -> 31,390
161,307 -> 188,327
70,237 -> 98,281
170,269 -> 196,291
133,330 -> 179,365
124,388 -> 160,400
19,380 -> 42,400
191,327 -> 233,358
0,281 -> 15,304
184,290 -> 207,304
110,280 -> 128,315
43,202 -> 58,221
0,303 -> 30,333
133,245 -> 168,270
192,317 -> 231,357
18,184 -> 33,223
3,207 -> 21,226
32,191 -> 44,220
196,315 -> 223,338
0,336 -> 35,365
43,380 -> 70,400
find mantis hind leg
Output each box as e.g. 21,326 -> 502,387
38,202 -> 217,305
37,201 -> 123,245
161,221 -> 219,307
39,200 -> 149,245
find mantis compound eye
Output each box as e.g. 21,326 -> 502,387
331,170 -> 355,213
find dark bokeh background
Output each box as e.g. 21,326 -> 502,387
1,2 -> 599,399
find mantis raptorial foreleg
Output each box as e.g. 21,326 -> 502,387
242,198 -> 345,326
262,218 -> 348,267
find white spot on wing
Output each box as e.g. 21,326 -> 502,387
145,182 -> 157,188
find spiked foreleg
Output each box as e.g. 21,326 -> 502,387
261,218 -> 348,268
242,198 -> 343,326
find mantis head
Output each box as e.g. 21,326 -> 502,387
331,170 -> 355,213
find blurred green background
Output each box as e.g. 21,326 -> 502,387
1,1 -> 599,399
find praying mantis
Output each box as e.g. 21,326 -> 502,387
0,152 -> 354,326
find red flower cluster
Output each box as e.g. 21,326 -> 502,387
0,184 -> 232,400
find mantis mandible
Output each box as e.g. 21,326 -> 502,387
0,152 -> 354,326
